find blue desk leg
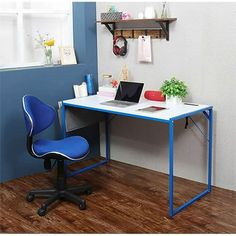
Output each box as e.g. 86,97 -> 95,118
169,120 -> 174,217
105,113 -> 110,161
208,108 -> 213,192
60,102 -> 68,174
61,102 -> 66,138
169,108 -> 213,217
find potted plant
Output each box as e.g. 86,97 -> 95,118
160,77 -> 188,106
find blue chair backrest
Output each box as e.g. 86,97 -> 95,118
22,95 -> 55,136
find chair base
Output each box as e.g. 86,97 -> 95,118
26,184 -> 92,216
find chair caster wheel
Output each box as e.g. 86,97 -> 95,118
38,207 -> 47,216
79,200 -> 86,210
26,193 -> 35,202
85,188 -> 92,195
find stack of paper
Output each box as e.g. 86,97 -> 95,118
97,86 -> 117,98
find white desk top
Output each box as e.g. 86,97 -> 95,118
63,95 -> 212,123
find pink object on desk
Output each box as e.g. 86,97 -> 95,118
97,91 -> 116,98
144,90 -> 165,101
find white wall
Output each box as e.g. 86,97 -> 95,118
97,2 -> 236,191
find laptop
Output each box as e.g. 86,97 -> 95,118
101,81 -> 144,107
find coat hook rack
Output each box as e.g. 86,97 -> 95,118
97,18 -> 177,41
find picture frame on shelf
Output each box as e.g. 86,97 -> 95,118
59,46 -> 77,65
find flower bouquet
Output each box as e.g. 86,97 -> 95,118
35,32 -> 55,65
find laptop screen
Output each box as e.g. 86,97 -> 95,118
115,81 -> 144,103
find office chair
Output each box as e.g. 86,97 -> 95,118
22,95 -> 92,216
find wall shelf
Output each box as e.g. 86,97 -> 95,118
97,18 -> 177,41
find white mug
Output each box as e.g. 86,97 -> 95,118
144,6 -> 156,19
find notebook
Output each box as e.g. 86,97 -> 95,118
101,81 -> 144,108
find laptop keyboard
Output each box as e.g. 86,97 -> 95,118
110,100 -> 136,105
101,100 -> 137,107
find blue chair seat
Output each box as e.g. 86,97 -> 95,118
33,136 -> 89,160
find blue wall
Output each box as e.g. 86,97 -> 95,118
0,2 -> 99,182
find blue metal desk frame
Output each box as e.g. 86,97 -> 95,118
61,101 -> 213,217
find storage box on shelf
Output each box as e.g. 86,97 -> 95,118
100,12 -> 122,21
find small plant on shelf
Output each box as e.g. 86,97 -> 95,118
160,77 -> 188,98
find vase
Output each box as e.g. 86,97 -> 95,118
44,48 -> 53,65
144,6 -> 156,19
166,96 -> 183,107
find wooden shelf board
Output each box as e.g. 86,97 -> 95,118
96,18 -> 177,24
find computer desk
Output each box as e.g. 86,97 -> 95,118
61,95 -> 213,217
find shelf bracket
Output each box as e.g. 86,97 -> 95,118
159,21 -> 169,41
103,23 -> 115,37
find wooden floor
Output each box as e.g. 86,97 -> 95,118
0,159 -> 235,233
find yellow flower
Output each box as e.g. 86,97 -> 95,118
44,39 -> 55,47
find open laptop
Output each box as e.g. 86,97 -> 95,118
101,81 -> 144,107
